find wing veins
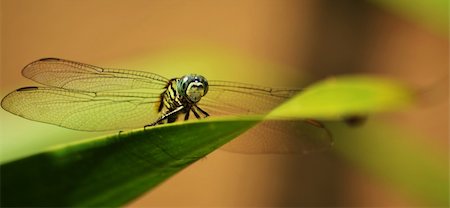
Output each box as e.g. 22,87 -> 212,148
209,81 -> 300,98
22,58 -> 169,91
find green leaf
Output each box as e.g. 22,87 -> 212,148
1,75 -> 418,206
0,118 -> 259,207
270,75 -> 413,119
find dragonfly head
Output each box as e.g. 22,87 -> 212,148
177,74 -> 209,103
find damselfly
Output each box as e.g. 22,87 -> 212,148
1,58 -> 332,153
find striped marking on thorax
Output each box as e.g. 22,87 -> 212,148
163,79 -> 183,110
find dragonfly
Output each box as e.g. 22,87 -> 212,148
1,58 -> 332,153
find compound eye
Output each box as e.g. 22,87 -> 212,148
203,81 -> 209,95
181,77 -> 190,90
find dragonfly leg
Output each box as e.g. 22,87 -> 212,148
191,108 -> 201,119
184,110 -> 190,120
195,105 -> 210,117
116,130 -> 124,140
144,106 -> 184,128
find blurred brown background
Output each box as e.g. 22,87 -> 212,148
1,0 -> 448,207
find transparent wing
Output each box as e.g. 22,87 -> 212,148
202,80 -> 300,115
1,87 -> 162,131
22,58 -> 169,92
221,120 -> 333,154
201,81 -> 332,154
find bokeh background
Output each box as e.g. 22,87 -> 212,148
1,0 -> 448,207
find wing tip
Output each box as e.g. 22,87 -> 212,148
1,90 -> 16,112
37,57 -> 62,62
16,86 -> 39,91
1,87 -> 39,111
21,57 -> 63,78
24,57 -> 62,68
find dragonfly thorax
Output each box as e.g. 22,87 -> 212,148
177,74 -> 209,103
